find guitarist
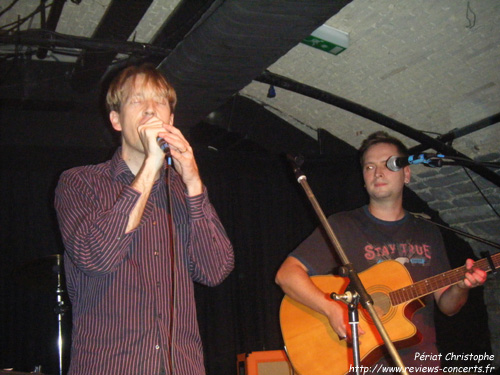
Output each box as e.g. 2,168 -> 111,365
275,131 -> 487,371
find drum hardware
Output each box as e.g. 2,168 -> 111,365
15,254 -> 68,375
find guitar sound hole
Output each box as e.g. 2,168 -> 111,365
372,292 -> 391,317
362,289 -> 397,324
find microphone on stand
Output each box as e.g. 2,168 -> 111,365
386,153 -> 442,171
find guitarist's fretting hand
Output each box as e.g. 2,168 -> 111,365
459,259 -> 487,289
435,258 -> 487,317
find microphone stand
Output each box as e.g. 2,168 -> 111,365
417,153 -> 500,169
54,255 -> 68,375
287,155 -> 409,375
409,212 -> 500,250
331,286 -> 362,371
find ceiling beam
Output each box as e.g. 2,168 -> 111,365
70,0 -> 154,92
157,0 -> 352,128
409,113 -> 500,154
151,0 -> 219,50
36,0 -> 67,59
0,29 -> 169,56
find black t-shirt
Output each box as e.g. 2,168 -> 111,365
290,205 -> 451,370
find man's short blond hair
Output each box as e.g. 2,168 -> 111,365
106,63 -> 177,113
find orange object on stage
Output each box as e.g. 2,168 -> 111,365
237,350 -> 295,375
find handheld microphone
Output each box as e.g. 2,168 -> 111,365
386,153 -> 438,171
156,137 -> 171,156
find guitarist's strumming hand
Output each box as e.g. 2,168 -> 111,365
325,302 -> 365,343
275,256 -> 365,343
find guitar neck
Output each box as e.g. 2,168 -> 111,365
390,253 -> 499,305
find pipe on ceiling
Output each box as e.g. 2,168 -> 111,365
255,70 -> 500,188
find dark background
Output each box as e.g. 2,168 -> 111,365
0,94 -> 491,375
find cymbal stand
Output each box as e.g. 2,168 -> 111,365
287,155 -> 409,375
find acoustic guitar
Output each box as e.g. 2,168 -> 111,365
280,253 -> 499,375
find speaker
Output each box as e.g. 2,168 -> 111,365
237,350 -> 295,375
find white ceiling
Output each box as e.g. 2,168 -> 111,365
242,0 -> 500,157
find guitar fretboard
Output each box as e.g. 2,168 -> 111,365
390,252 -> 499,306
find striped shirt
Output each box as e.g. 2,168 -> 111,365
55,149 -> 234,375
